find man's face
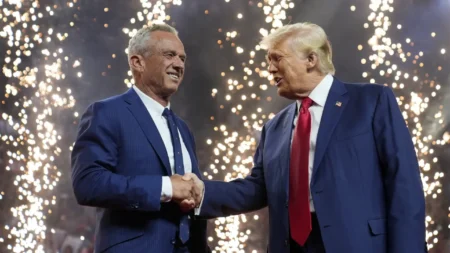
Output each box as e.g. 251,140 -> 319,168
141,31 -> 186,98
266,38 -> 310,100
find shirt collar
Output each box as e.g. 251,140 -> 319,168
296,74 -> 334,110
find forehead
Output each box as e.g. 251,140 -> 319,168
151,31 -> 185,53
266,38 -> 292,56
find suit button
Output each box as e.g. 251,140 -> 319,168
131,203 -> 139,209
285,239 -> 289,246
285,201 -> 288,208
171,239 -> 176,245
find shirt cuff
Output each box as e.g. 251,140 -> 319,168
194,182 -> 205,215
160,176 -> 172,202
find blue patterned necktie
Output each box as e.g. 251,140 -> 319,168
162,108 -> 190,244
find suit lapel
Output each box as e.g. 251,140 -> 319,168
123,89 -> 172,176
311,79 -> 348,183
279,103 -> 297,196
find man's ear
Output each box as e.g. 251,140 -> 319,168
306,52 -> 318,71
129,54 -> 145,73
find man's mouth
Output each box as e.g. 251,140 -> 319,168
167,72 -> 180,81
274,77 -> 283,86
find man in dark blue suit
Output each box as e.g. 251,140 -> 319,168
186,22 -> 427,253
71,24 -> 209,253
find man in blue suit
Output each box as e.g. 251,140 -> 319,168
71,24 -> 209,253
186,22 -> 427,253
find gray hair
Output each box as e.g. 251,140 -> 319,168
127,23 -> 178,58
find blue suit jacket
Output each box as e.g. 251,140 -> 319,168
71,88 -> 209,253
200,78 -> 426,253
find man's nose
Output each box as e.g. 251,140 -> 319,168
268,62 -> 277,74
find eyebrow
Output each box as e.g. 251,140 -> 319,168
164,50 -> 186,59
266,52 -> 281,60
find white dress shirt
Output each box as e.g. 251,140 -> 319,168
133,85 -> 192,202
291,74 -> 334,212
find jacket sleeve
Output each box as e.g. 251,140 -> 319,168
71,102 -> 163,212
373,86 -> 427,252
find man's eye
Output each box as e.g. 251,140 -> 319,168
268,55 -> 280,62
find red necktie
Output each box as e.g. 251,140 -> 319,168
289,97 -> 313,246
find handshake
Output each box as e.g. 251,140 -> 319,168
170,173 -> 204,212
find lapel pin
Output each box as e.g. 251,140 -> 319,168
335,101 -> 342,107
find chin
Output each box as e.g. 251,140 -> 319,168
163,82 -> 179,95
277,88 -> 296,100
165,79 -> 180,87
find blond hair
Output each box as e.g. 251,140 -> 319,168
260,22 -> 335,75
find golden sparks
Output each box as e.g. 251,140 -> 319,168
360,0 -> 448,250
0,0 -> 79,252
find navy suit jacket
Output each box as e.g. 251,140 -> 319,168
71,88 -> 209,253
200,78 -> 426,253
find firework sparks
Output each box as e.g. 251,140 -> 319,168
0,1 -> 78,252
204,1 -> 294,252
356,0 -> 448,250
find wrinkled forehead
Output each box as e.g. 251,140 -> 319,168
152,32 -> 185,53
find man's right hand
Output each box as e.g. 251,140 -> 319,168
170,174 -> 196,208
181,173 -> 204,206
180,173 -> 204,213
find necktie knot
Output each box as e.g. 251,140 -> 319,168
301,97 -> 313,110
162,108 -> 172,118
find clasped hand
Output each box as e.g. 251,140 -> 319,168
170,173 -> 204,212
